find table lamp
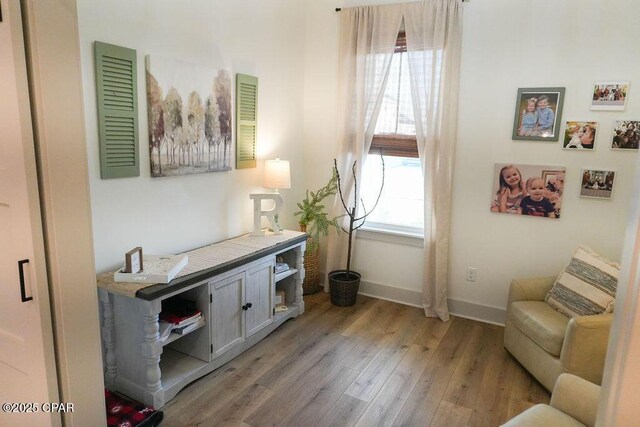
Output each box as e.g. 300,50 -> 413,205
263,157 -> 291,192
250,157 -> 291,236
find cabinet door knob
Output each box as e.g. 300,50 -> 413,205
242,304 -> 248,310
247,302 -> 252,309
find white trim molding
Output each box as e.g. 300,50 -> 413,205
356,226 -> 424,248
356,279 -> 506,326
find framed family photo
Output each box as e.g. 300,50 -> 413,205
512,87 -> 565,141
490,163 -> 565,219
591,81 -> 629,111
580,169 -> 615,199
611,120 -> 639,150
562,121 -> 598,150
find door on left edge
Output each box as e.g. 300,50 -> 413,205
0,1 -> 60,426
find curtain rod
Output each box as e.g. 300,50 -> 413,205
335,1 -> 468,11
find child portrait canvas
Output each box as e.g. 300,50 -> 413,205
512,87 -> 565,141
490,163 -> 565,219
563,121 -> 598,150
611,120 -> 639,150
591,81 -> 629,111
580,169 -> 615,199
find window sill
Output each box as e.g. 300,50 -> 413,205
356,225 -> 424,248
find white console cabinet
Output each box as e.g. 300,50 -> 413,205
210,257 -> 274,358
97,231 -> 306,408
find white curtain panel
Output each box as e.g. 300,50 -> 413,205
325,1 -> 463,322
404,0 -> 463,321
325,4 -> 403,287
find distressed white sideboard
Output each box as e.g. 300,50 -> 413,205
97,230 -> 306,408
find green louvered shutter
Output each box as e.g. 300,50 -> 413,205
236,74 -> 258,169
94,41 -> 139,179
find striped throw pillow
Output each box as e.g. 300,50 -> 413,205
545,246 -> 620,318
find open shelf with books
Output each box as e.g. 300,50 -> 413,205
163,324 -> 205,347
273,246 -> 299,315
163,284 -> 210,361
275,267 -> 298,283
160,294 -> 204,343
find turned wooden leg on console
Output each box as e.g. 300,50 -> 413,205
140,300 -> 163,406
293,242 -> 306,315
98,289 -> 117,388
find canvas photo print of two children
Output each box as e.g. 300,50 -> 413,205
490,163 -> 565,219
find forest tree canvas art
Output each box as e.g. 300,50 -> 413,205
146,56 -> 232,177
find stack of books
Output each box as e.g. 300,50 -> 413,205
159,298 -> 205,342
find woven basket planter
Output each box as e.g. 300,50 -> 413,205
328,270 -> 361,306
302,239 -> 320,295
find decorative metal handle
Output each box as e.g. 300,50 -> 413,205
242,302 -> 253,311
18,259 -> 33,302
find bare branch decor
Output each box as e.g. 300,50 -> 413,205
329,156 -> 384,306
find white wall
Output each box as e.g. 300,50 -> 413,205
77,0 -> 638,316
303,0 -> 639,322
450,0 -> 638,317
78,0 -> 308,272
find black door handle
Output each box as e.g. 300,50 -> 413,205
242,302 -> 253,311
18,259 -> 33,302
246,302 -> 252,309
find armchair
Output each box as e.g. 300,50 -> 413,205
502,373 -> 600,427
504,276 -> 612,391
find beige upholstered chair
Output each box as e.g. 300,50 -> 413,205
502,373 -> 600,427
504,276 -> 612,391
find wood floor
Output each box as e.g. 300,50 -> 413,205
161,293 -> 549,426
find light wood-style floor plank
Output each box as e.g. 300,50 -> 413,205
355,343 -> 432,426
344,303 -> 428,402
315,395 -> 369,427
198,383 -> 274,427
280,364 -> 361,427
467,326 -> 518,427
246,364 -> 359,426
393,363 -> 456,427
161,292 -> 550,426
392,318 -> 477,427
442,323 -> 496,407
429,400 -> 473,427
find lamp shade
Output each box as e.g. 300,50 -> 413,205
263,158 -> 291,189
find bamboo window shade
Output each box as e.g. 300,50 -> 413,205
369,31 -> 419,159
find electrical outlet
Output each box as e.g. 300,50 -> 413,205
465,267 -> 477,282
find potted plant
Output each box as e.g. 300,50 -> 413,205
329,158 -> 384,306
294,170 -> 340,294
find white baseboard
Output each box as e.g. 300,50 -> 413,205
356,279 -> 506,326
447,297 -> 506,326
358,280 -> 423,307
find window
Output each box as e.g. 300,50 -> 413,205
361,32 -> 424,233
